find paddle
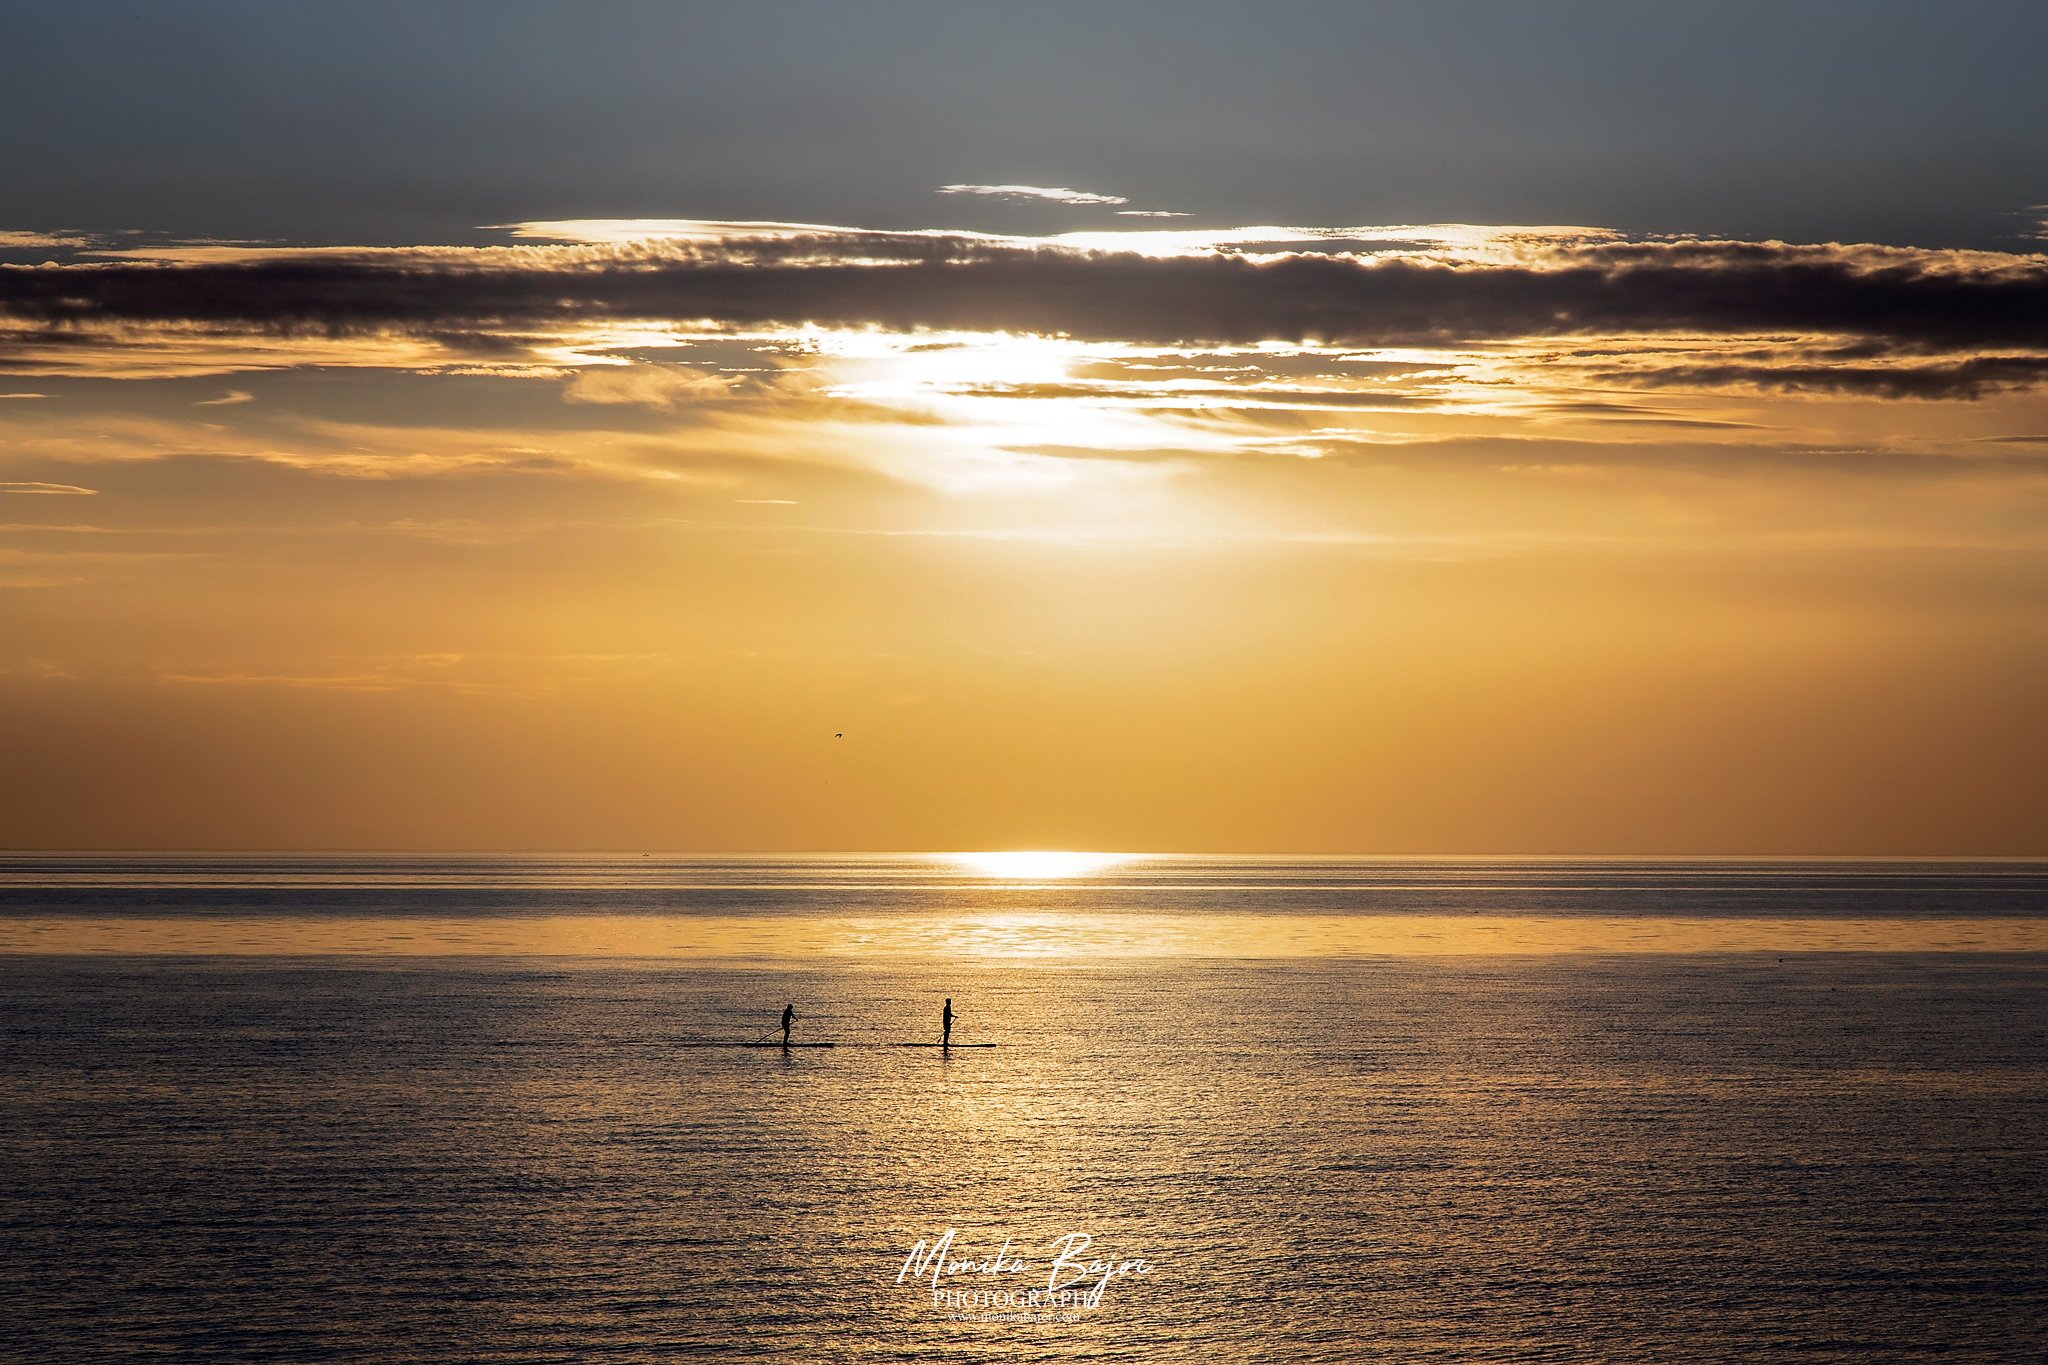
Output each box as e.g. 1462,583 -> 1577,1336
750,1006 -> 797,1045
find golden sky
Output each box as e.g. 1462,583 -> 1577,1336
2,219 -> 2044,851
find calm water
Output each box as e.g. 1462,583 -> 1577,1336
2,857 -> 2045,1361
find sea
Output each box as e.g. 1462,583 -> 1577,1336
2,855 -> 2044,1362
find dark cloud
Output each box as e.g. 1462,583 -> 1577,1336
3,237 -> 2047,386
1608,355 -> 2048,399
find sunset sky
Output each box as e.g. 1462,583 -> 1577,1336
2,1 -> 2045,852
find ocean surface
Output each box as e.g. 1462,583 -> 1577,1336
2,855 -> 2045,1361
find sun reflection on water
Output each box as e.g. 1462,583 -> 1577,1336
947,851 -> 1131,880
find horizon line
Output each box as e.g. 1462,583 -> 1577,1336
3,848 -> 2046,863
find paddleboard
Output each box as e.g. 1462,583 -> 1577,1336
683,1041 -> 837,1048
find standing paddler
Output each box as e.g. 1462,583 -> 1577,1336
780,1003 -> 796,1047
942,997 -> 954,1048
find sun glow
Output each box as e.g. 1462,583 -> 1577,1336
950,851 -> 1129,880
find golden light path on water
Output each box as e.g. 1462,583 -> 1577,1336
949,851 -> 1133,880
4,914 -> 2044,958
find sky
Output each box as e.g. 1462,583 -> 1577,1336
1,1 -> 2045,852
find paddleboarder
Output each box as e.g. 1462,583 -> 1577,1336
942,998 -> 954,1048
780,1003 -> 796,1047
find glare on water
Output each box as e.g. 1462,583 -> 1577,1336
949,851 -> 1133,880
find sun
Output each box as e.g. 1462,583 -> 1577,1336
950,851 -> 1128,880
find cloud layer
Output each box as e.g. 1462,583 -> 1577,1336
3,225 -> 2044,400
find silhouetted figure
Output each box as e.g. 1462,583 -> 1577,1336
942,998 -> 954,1048
781,1003 -> 795,1047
